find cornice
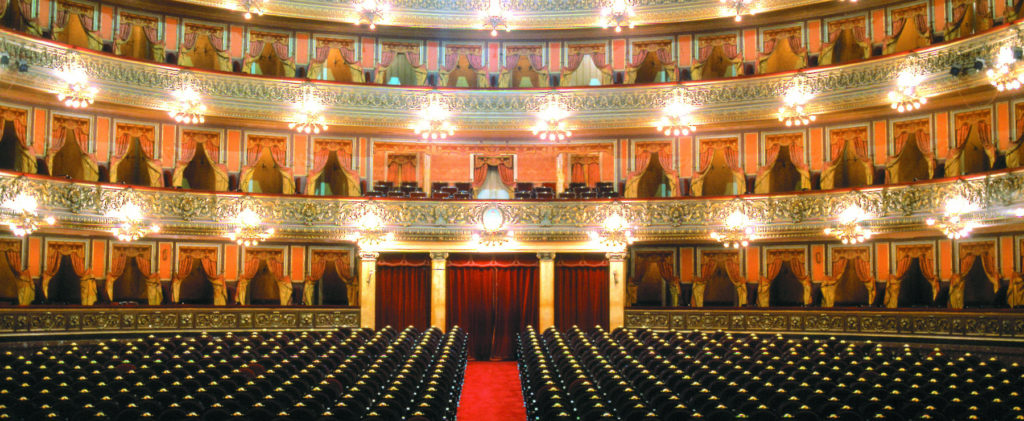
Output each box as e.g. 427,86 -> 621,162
2,167 -> 1023,244
168,0 -> 833,31
0,24 -> 1015,133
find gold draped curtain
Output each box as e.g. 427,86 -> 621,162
821,247 -> 875,307
106,244 -> 161,305
439,45 -> 490,88
624,43 -> 677,84
307,39 -> 365,83
0,239 -> 32,305
172,130 -> 229,191
240,135 -> 295,194
0,0 -> 41,36
945,111 -> 996,176
48,115 -> 99,182
52,1 -> 102,51
818,19 -> 871,66
624,143 -> 681,197
497,47 -> 549,88
41,241 -> 95,305
0,106 -> 37,174
692,36 -> 744,80
177,24 -> 232,72
694,250 -> 745,307
757,29 -> 807,74
884,6 -> 931,54
242,33 -> 296,78
884,119 -> 936,183
236,249 -> 290,305
820,127 -> 874,190
114,13 -> 164,61
691,138 -> 744,196
753,133 -> 811,193
948,241 -> 999,309
885,244 -> 938,308
111,123 -> 163,187
757,249 -> 810,307
172,247 -> 226,305
305,139 -> 361,196
307,250 -> 355,306
944,0 -> 992,41
373,43 -> 428,86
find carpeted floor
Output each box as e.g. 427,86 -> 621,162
457,361 -> 528,421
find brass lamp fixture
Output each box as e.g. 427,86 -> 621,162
926,196 -> 979,240
55,52 -> 98,109
168,71 -> 206,125
710,210 -> 756,248
778,73 -> 815,127
824,205 -> 873,244
2,191 -> 54,237
655,87 -> 697,136
600,0 -> 636,32
348,202 -> 394,251
589,211 -> 635,252
107,190 -> 160,242
412,91 -> 456,140
226,207 -> 274,247
479,0 -> 512,36
240,0 -> 267,19
473,206 -> 513,247
289,81 -> 330,134
888,54 -> 927,113
532,93 -> 572,141
354,0 -> 389,29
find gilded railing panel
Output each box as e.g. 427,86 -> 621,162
0,24 -> 1015,131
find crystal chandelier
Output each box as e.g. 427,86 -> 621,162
655,87 -> 697,136
169,71 -> 206,125
532,93 -> 572,141
479,0 -> 512,36
588,212 -> 635,252
226,208 -> 275,247
2,192 -> 55,237
241,0 -> 267,19
289,82 -> 329,134
347,202 -> 394,251
721,0 -> 754,22
888,55 -> 927,112
412,91 -> 456,140
600,0 -> 636,32
987,45 -> 1024,92
473,207 -> 513,247
710,210 -> 755,248
55,53 -> 98,109
107,200 -> 160,242
926,196 -> 979,240
824,205 -> 873,244
354,0 -> 388,30
778,74 -> 815,127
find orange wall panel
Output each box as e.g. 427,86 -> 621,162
358,137 -> 368,177
38,0 -> 50,29
549,42 -> 561,71
161,124 -> 176,168
293,134 -> 308,176
1001,236 -> 1014,276
679,247 -> 694,282
33,109 -> 46,155
612,39 -> 626,70
226,130 -> 242,172
28,237 -> 42,277
743,29 -> 758,61
620,139 -> 630,176
91,240 -> 106,277
875,242 -> 890,280
290,246 -> 305,282
95,117 -> 110,161
933,0 -> 946,32
996,0 -> 1007,18
488,42 -> 500,73
361,38 -> 375,68
809,127 -> 824,171
997,102 -> 1011,150
811,245 -> 826,281
295,33 -> 309,65
224,245 -> 238,281
678,136 -> 693,178
426,41 -> 439,71
677,35 -> 692,67
165,17 -> 179,51
939,240 -> 953,279
746,247 -> 760,281
744,132 -> 759,172
229,26 -> 244,58
872,9 -> 887,43
807,20 -> 822,53
935,112 -> 949,158
873,120 -> 888,165
158,242 -> 172,279
99,6 -> 114,40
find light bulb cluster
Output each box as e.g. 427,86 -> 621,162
888,69 -> 927,113
655,88 -> 697,136
824,205 -> 873,244
55,55 -> 98,109
226,208 -> 275,247
412,92 -> 456,140
778,84 -> 816,127
987,45 -> 1024,92
600,0 -> 636,32
289,82 -> 329,134
348,204 -> 395,251
721,0 -> 755,22
107,201 -> 160,242
355,0 -> 389,30
710,210 -> 755,248
532,94 -> 572,141
925,196 -> 979,240
588,212 -> 635,252
479,0 -> 512,36
2,193 -> 55,237
169,86 -> 207,125
241,0 -> 267,19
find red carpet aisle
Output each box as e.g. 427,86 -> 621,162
457,361 -> 528,421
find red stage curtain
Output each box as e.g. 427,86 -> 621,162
555,254 -> 609,331
446,254 -> 538,361
375,253 -> 431,330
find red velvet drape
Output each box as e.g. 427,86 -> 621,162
555,254 -> 609,331
446,254 -> 538,361
375,253 -> 431,330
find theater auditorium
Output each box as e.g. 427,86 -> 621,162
0,0 -> 1022,419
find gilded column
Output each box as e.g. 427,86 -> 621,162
607,252 -> 627,330
430,252 -> 448,329
358,251 -> 379,329
537,252 -> 556,331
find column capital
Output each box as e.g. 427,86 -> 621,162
359,251 -> 380,261
429,252 -> 449,262
606,252 -> 628,262
536,252 -> 556,261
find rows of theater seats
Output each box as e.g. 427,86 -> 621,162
518,326 -> 1024,421
0,326 -> 467,421
365,181 -> 620,199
